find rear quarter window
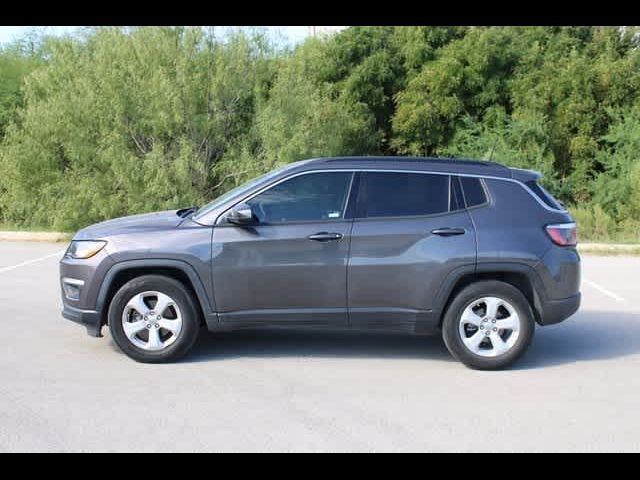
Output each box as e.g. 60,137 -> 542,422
460,177 -> 488,207
525,181 -> 564,210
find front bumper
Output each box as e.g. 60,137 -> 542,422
537,292 -> 581,326
59,247 -> 113,338
62,303 -> 103,337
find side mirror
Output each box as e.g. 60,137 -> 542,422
227,203 -> 255,226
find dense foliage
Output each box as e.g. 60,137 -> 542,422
0,26 -> 639,240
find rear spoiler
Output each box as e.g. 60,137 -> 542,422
509,167 -> 542,183
510,167 -> 566,210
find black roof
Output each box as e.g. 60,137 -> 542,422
296,156 -> 515,178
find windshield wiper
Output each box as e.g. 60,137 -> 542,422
176,206 -> 199,218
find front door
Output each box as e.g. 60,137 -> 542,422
211,171 -> 355,328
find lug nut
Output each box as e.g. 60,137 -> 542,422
157,315 -> 161,320
492,319 -> 496,323
154,323 -> 160,328
493,327 -> 498,332
480,325 -> 484,330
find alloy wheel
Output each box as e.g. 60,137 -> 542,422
121,291 -> 183,351
458,296 -> 521,358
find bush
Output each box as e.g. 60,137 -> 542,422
1,26 -> 640,235
570,203 -> 639,243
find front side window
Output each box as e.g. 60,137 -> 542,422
361,172 -> 450,218
194,164 -> 293,221
247,172 -> 353,224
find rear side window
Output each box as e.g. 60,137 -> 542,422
361,172 -> 450,218
525,180 -> 564,210
460,177 -> 488,207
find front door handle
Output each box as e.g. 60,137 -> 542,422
431,227 -> 466,236
308,232 -> 344,242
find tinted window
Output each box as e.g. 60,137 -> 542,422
362,172 -> 450,218
526,180 -> 563,210
194,163 -> 292,221
450,176 -> 464,211
247,172 -> 352,223
460,177 -> 487,207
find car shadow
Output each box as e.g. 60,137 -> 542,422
185,328 -> 454,363
183,309 -> 640,368
514,309 -> 640,369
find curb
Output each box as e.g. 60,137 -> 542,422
578,243 -> 640,255
0,231 -> 70,242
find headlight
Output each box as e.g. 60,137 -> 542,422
65,240 -> 107,259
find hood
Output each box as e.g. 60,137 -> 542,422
74,210 -> 183,240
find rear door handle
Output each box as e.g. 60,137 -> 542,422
431,227 -> 466,236
307,232 -> 344,242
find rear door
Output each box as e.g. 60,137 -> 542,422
348,172 -> 476,331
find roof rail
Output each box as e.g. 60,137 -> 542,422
319,156 -> 508,169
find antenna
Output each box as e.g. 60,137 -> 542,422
488,135 -> 498,162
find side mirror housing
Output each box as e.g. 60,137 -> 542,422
227,203 -> 255,226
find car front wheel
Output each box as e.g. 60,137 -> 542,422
108,275 -> 201,363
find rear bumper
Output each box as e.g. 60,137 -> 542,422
62,303 -> 103,337
538,292 -> 581,326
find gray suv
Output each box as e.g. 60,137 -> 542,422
60,157 -> 581,369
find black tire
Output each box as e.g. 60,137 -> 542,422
108,275 -> 201,363
441,280 -> 535,370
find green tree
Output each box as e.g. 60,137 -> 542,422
1,25 -> 640,240
212,37 -> 379,191
392,27 -> 523,155
510,26 -> 640,203
0,27 -> 275,230
0,36 -> 45,138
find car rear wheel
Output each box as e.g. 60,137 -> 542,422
108,275 -> 200,363
442,280 -> 535,370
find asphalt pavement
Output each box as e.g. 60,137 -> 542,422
0,241 -> 638,452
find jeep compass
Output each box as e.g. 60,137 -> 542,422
60,157 -> 581,369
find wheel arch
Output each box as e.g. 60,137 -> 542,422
434,263 -> 547,328
97,260 -> 216,329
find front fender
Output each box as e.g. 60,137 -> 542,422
96,259 -> 218,331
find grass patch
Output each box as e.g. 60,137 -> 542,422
578,243 -> 640,256
0,222 -> 69,233
569,205 -> 640,244
0,224 -> 71,242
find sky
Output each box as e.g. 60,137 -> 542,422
0,26 -> 316,46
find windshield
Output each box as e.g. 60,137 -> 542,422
192,164 -> 292,221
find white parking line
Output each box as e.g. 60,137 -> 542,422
582,278 -> 626,303
0,250 -> 65,274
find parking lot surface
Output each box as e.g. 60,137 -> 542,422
0,241 -> 638,452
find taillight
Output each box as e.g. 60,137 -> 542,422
545,222 -> 577,246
